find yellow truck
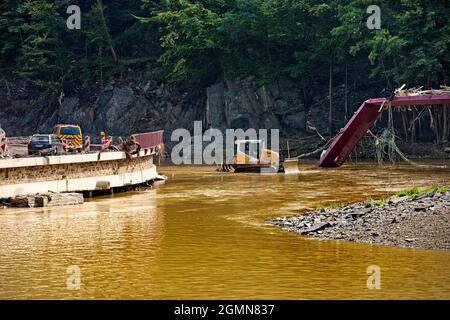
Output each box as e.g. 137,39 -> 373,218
52,124 -> 83,152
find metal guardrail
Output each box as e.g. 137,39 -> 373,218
133,130 -> 164,149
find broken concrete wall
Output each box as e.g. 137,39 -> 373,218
0,155 -> 153,185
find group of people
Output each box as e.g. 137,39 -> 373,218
97,131 -> 141,160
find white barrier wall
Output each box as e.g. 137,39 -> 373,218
0,151 -> 158,198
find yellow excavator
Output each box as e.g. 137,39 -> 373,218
218,139 -> 299,173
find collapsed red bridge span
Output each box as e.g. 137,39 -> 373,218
316,94 -> 450,168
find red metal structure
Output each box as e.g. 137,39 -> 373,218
133,130 -> 164,149
316,94 -> 450,168
0,136 -> 7,155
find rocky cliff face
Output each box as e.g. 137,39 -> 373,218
0,70 -> 378,150
0,69 -> 205,145
205,78 -> 380,141
206,78 -> 306,133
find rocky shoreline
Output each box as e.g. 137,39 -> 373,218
268,188 -> 450,250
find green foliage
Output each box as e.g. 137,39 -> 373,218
335,0 -> 450,87
0,0 -> 26,73
0,0 -> 149,92
365,197 -> 387,207
366,184 -> 448,205
395,186 -> 421,198
16,0 -> 69,90
150,0 -> 450,88
0,0 -> 449,93
430,185 -> 449,194
394,184 -> 449,199
315,201 -> 347,211
153,0 -> 222,84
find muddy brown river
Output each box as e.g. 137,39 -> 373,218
0,161 -> 449,299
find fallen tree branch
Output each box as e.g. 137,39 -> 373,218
306,121 -> 327,143
296,137 -> 335,159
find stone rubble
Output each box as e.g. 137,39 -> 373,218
3,192 -> 84,208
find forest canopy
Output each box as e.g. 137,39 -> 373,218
0,0 -> 449,92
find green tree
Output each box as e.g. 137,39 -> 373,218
0,0 -> 26,75
16,0 -> 69,90
153,0 -> 222,85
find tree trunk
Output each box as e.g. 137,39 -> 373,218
411,110 -> 416,143
344,59 -> 348,122
428,107 -> 440,144
387,105 -> 395,162
97,0 -> 118,64
99,47 -> 103,88
443,105 -> 449,143
328,61 -> 333,135
401,111 -> 408,143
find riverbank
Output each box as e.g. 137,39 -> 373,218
268,186 -> 450,250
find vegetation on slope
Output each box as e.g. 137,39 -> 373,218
1,0 -> 448,92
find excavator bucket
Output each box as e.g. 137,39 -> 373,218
282,158 -> 300,174
282,140 -> 299,174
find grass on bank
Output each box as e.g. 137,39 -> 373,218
314,184 -> 449,211
366,184 -> 449,207
395,184 -> 449,198
314,201 -> 348,212
365,197 -> 388,207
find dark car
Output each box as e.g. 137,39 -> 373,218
28,134 -> 63,156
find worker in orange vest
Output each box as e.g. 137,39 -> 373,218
100,131 -> 106,145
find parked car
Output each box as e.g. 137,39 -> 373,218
28,134 -> 63,156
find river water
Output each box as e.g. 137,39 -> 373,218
0,161 -> 449,299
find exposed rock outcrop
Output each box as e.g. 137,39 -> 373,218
206,79 -> 307,133
0,71 -> 380,153
0,69 -> 206,147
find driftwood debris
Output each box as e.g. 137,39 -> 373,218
296,134 -> 337,159
395,85 -> 450,97
306,121 -> 327,143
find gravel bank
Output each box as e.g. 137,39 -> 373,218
268,190 -> 450,250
